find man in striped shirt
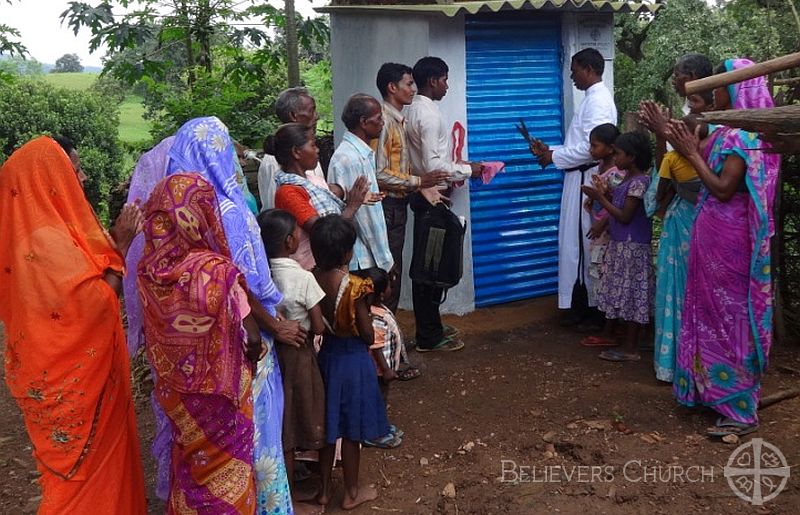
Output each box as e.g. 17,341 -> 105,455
374,62 -> 449,312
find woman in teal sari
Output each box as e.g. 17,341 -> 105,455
653,166 -> 699,382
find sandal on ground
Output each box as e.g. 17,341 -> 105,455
388,424 -> 404,438
706,417 -> 759,438
397,366 -> 422,381
581,335 -> 617,347
363,432 -> 402,449
598,349 -> 641,362
416,336 -> 464,353
443,324 -> 460,338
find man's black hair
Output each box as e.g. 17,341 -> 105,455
589,123 -> 620,146
341,94 -> 380,131
53,135 -> 76,155
257,209 -> 297,258
614,131 -> 653,171
676,53 -> 713,80
412,56 -> 448,89
376,62 -> 413,98
572,48 -> 604,76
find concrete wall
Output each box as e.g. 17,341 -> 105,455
330,14 -> 430,143
330,12 -> 475,315
560,12 -> 616,126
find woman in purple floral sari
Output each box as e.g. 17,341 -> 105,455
666,58 -> 779,437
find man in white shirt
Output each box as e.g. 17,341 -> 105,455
405,56 -> 481,352
533,48 -> 617,326
257,87 -> 326,210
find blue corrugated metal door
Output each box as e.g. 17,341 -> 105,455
465,13 -> 563,307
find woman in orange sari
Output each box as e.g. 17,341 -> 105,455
0,136 -> 146,514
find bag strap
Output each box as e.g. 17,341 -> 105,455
577,169 -> 585,285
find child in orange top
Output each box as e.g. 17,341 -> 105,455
311,215 -> 390,511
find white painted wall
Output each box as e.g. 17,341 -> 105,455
329,14 -> 430,144
330,12 -> 475,315
560,13 -> 617,126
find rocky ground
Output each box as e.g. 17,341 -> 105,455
2,298 -> 798,514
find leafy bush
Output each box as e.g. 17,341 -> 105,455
0,77 -> 124,223
90,74 -> 128,104
142,57 -> 333,150
303,59 -> 333,133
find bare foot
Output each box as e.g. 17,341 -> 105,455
315,484 -> 333,507
342,484 -> 378,510
293,501 -> 324,515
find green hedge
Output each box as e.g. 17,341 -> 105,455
0,77 -> 124,223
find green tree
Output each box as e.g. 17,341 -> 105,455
0,1 -> 27,57
614,0 -> 800,116
285,0 -> 300,86
52,53 -> 84,73
0,55 -> 43,75
61,1 -> 331,146
0,79 -> 124,222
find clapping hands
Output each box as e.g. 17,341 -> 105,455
110,201 -> 144,258
665,119 -> 701,158
638,100 -> 671,138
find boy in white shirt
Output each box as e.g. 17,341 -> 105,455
404,56 -> 481,352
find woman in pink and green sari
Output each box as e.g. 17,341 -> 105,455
667,58 -> 779,437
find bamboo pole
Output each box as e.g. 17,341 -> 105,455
759,388 -> 800,409
698,105 -> 800,133
685,52 -> 800,95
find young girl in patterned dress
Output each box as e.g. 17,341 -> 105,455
582,132 -> 654,362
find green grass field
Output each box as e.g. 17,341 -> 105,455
118,95 -> 151,143
42,72 -> 98,90
42,72 -> 151,144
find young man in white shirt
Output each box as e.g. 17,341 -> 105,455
532,48 -> 617,327
373,63 -> 450,312
405,56 -> 481,352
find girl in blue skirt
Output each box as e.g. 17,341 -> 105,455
310,214 -> 390,511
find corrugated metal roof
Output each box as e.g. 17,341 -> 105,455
317,0 -> 662,16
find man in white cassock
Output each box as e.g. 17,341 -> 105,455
533,48 -> 617,325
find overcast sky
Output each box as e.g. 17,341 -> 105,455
2,0 -> 320,68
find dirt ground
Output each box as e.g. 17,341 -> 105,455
2,297 -> 799,514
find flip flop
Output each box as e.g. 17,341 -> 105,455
363,432 -> 402,449
598,349 -> 641,362
443,325 -> 460,338
581,335 -> 617,347
706,418 -> 759,438
397,366 -> 422,381
416,336 -> 464,353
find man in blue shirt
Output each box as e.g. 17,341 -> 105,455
328,94 -> 394,274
